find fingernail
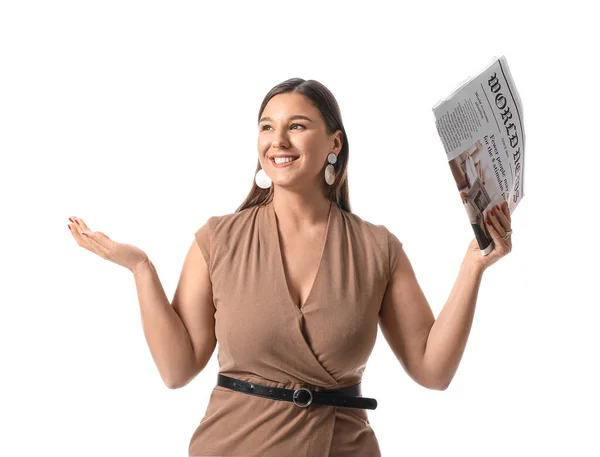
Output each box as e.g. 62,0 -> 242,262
490,210 -> 495,217
486,220 -> 491,226
82,231 -> 90,236
68,225 -> 71,231
495,205 -> 500,211
69,218 -> 73,222
75,220 -> 79,225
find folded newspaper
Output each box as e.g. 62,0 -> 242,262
433,56 -> 525,255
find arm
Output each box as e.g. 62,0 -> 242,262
379,232 -> 485,391
422,250 -> 484,390
425,202 -> 512,388
132,239 -> 216,389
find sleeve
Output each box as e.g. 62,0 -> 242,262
194,217 -> 212,269
386,226 -> 403,281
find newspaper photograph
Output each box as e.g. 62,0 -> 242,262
433,56 -> 525,255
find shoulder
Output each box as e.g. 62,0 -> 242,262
341,209 -> 403,279
213,204 -> 260,227
194,205 -> 261,262
197,204 -> 261,239
340,209 -> 395,245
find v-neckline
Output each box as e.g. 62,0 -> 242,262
270,199 -> 334,315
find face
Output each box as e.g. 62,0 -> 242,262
257,92 -> 342,191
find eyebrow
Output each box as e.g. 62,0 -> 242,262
258,115 -> 314,124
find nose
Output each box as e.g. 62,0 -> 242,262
272,128 -> 290,149
273,142 -> 289,151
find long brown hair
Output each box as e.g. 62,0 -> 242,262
235,78 -> 352,214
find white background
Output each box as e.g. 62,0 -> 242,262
1,0 -> 598,456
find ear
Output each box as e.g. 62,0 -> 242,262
331,129 -> 343,153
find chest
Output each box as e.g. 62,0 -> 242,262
278,230 -> 326,310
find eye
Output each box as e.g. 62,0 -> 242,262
260,123 -> 305,131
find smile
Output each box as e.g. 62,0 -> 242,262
271,157 -> 299,168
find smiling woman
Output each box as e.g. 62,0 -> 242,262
141,77 -> 495,457
183,78 -> 402,456
249,88 -> 346,199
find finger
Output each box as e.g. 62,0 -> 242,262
486,215 -> 510,252
70,216 -> 91,232
69,216 -> 96,241
69,223 -> 98,251
492,205 -> 510,232
487,210 -> 504,239
68,217 -> 88,238
485,216 -> 499,246
80,231 -> 112,259
502,201 -> 511,222
487,208 -> 504,234
68,217 -> 90,239
68,220 -> 111,259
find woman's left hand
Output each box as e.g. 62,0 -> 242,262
467,200 -> 513,271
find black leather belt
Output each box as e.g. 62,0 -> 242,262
217,374 -> 377,410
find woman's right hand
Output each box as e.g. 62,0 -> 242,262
68,216 -> 149,274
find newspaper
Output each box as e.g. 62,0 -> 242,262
432,56 -> 525,255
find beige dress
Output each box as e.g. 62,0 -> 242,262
189,199 -> 403,457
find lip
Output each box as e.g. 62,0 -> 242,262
270,156 -> 300,168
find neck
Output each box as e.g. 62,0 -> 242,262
271,188 -> 331,229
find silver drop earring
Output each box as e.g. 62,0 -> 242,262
325,152 -> 337,186
255,167 -> 272,189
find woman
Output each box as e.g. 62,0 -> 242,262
67,78 -> 513,456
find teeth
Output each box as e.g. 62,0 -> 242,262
273,157 -> 297,164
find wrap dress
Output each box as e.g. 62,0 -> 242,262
190,198 -> 403,456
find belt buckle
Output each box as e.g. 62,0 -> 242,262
292,387 -> 313,407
